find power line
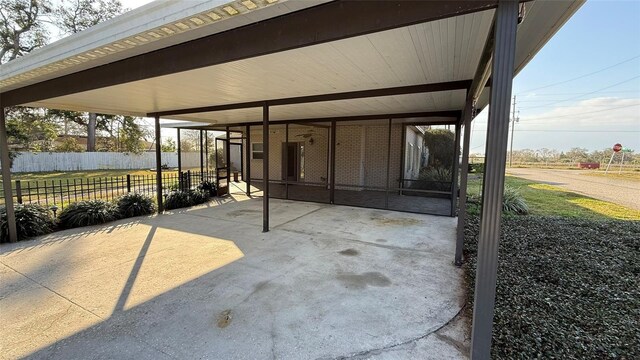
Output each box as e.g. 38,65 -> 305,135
517,55 -> 640,94
521,76 -> 640,109
521,103 -> 640,120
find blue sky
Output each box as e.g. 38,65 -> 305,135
470,0 -> 640,153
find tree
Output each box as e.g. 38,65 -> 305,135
423,129 -> 455,169
161,138 -> 176,152
0,0 -> 50,64
564,147 -> 589,163
54,0 -> 123,33
5,107 -> 59,152
53,0 -> 125,151
55,137 -> 83,152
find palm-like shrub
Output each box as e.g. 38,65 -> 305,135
164,190 -> 211,210
502,186 -> 529,215
164,191 -> 192,210
0,204 -> 56,242
416,166 -> 452,191
117,193 -> 156,218
58,200 -> 119,229
189,190 -> 211,206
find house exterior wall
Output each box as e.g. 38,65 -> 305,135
247,123 -> 405,191
248,125 -> 329,184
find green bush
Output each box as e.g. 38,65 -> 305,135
189,190 -> 211,206
502,186 -> 529,215
413,166 -> 452,191
463,215 -> 640,359
116,193 -> 156,218
469,163 -> 485,173
164,191 -> 192,210
58,200 -> 119,229
466,187 -> 529,215
164,190 -> 211,210
0,204 -> 56,243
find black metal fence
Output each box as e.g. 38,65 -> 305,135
0,170 -> 216,210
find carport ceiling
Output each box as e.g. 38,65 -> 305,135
24,11 -> 492,123
1,0 -> 584,125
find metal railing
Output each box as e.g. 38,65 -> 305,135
0,170 -> 216,210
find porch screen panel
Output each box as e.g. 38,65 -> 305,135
334,121 -> 389,210
249,124 -> 286,199
285,123 -> 330,204
387,124 -> 453,215
227,126 -> 246,195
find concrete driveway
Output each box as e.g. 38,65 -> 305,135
508,168 -> 640,210
0,195 -> 466,360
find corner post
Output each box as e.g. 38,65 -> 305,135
199,129 -> 204,180
226,127 -> 231,188
262,103 -> 270,232
154,115 -> 164,212
0,106 -> 17,242
451,121 -> 462,216
329,120 -> 336,204
177,128 -> 182,174
470,1 -> 519,358
246,125 -> 251,196
455,96 -> 473,266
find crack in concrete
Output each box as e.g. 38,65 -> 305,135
319,305 -> 466,360
0,260 -> 104,320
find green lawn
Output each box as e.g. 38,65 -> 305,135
10,169 -> 197,182
466,175 -> 640,221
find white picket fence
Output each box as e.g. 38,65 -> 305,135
10,152 -> 203,172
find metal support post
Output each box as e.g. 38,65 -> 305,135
471,1 -> 519,358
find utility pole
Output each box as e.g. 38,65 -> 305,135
508,95 -> 519,167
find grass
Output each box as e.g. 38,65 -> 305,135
581,171 -> 640,182
467,175 -> 640,221
10,168 -> 203,182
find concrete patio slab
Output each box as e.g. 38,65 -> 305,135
0,195 -> 467,359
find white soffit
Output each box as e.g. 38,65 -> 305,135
26,10 -> 495,119
169,90 -> 466,124
0,0 -> 330,91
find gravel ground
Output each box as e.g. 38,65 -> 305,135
507,168 -> 640,211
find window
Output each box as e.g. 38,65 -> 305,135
252,143 -> 264,160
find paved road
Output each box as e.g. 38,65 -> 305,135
507,168 -> 640,211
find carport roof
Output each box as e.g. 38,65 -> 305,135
0,0 -> 584,125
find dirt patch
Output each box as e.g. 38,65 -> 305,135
338,248 -> 359,256
371,217 -> 421,226
217,309 -> 233,328
336,272 -> 392,289
227,209 -> 261,217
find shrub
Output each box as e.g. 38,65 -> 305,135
502,186 -> 529,215
189,190 -> 211,206
0,204 -> 56,242
116,193 -> 156,218
164,190 -> 211,210
164,191 -> 192,210
414,166 -> 452,191
469,163 -> 485,173
465,187 -> 528,215
198,181 -> 217,197
58,200 -> 119,229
